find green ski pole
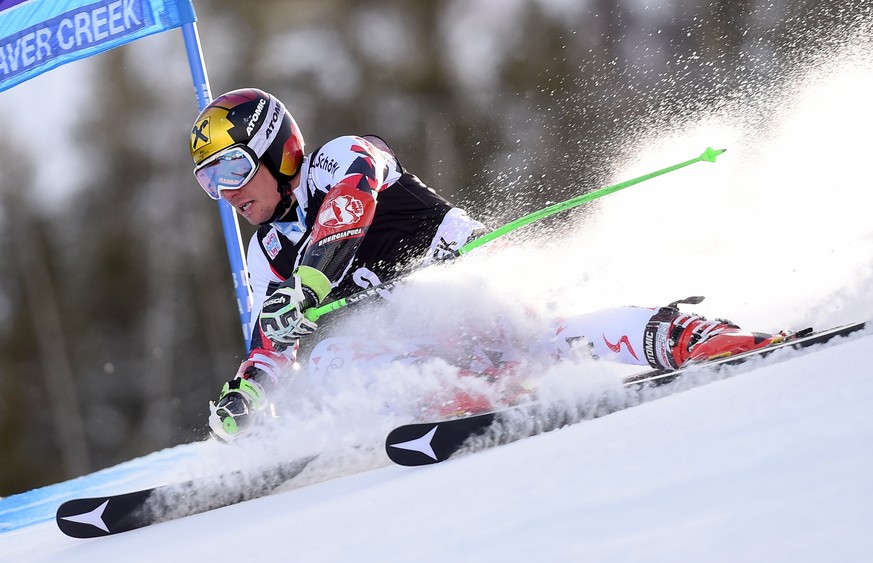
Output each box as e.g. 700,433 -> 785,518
457,146 -> 725,255
305,147 -> 725,322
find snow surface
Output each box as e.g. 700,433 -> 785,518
1,329 -> 872,563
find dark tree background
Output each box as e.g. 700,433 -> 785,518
0,0 -> 866,495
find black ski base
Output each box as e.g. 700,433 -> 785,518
56,455 -> 316,538
386,321 -> 868,466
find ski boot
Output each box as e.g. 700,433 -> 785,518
644,296 -> 799,370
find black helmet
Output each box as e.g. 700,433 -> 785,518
190,88 -> 304,221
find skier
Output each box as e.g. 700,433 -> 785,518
190,88 -> 790,441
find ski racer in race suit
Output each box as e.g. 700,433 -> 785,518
190,88 -> 790,442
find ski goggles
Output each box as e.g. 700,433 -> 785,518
193,144 -> 260,200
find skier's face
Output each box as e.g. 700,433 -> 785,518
220,165 -> 289,225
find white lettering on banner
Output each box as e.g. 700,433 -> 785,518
109,2 -> 125,35
1,41 -> 20,73
92,7 -> 109,41
124,0 -> 143,28
0,0 -> 145,78
57,20 -> 74,50
35,28 -> 52,60
74,13 -> 92,46
19,32 -> 34,66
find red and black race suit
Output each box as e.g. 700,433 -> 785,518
245,135 -> 454,354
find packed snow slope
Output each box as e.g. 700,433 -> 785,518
1,328 -> 872,562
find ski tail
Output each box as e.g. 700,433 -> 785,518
385,401 -> 586,466
56,455 -> 316,538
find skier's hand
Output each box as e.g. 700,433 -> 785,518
208,377 -> 267,442
208,352 -> 292,442
259,266 -> 331,344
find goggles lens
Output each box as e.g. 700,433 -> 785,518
193,146 -> 259,199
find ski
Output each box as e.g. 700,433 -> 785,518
385,321 -> 868,466
56,455 -> 316,538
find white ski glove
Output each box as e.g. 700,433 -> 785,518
259,266 -> 332,344
208,377 -> 267,442
207,351 -> 293,442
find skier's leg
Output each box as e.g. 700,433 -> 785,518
546,298 -> 794,370
307,334 -> 526,417
308,336 -> 440,377
546,306 -> 656,366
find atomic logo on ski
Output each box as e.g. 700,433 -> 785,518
387,425 -> 439,460
60,499 -> 110,533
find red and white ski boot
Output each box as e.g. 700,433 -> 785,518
644,296 -> 799,370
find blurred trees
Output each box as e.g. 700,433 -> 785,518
0,0 -> 865,494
